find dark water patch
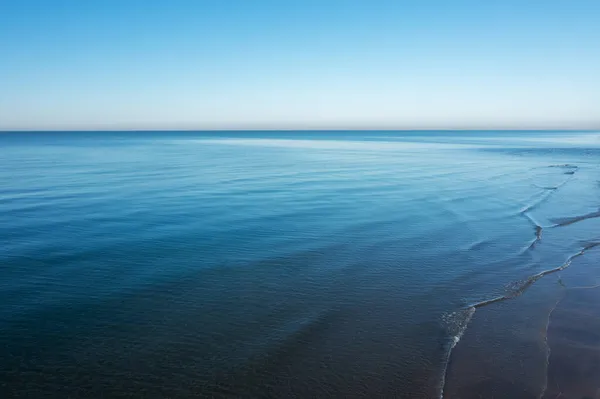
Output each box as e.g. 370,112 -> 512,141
447,379 -> 538,399
0,264 -> 338,398
200,308 -> 339,398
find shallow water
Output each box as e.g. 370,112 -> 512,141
1,131 -> 599,398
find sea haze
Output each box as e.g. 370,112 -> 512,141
1,130 -> 600,398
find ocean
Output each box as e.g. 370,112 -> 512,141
1,130 -> 599,398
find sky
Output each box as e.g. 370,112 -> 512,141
0,0 -> 599,130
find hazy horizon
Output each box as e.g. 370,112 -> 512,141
1,0 -> 599,130
2,127 -> 600,132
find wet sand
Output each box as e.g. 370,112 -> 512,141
442,280 -> 559,398
443,261 -> 600,399
543,286 -> 600,399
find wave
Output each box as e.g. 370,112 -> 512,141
523,237 -> 539,252
531,177 -> 570,191
532,184 -> 558,190
549,164 -> 578,175
519,179 -> 573,215
439,307 -> 476,398
581,241 -> 600,254
476,247 -> 589,306
519,164 -> 577,242
546,164 -> 578,170
440,242 -> 600,398
551,208 -> 600,227
566,282 -> 600,290
519,190 -> 554,214
440,163 -> 591,397
518,211 -> 548,253
443,307 -> 477,349
522,212 -> 544,246
465,239 -> 491,251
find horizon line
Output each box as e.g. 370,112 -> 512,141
1,127 -> 599,133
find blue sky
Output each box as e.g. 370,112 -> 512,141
1,0 -> 599,130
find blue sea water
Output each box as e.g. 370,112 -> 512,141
1,131 -> 600,398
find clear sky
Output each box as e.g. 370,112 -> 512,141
1,0 -> 599,130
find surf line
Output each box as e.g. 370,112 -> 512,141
439,242 -> 599,399
522,212 -> 545,251
551,208 -> 600,228
471,245 -> 596,309
440,166 -> 581,398
519,177 -> 574,246
438,307 -> 475,399
520,166 -> 577,238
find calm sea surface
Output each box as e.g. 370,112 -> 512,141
1,131 -> 599,398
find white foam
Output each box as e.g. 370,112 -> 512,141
438,306 -> 476,398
